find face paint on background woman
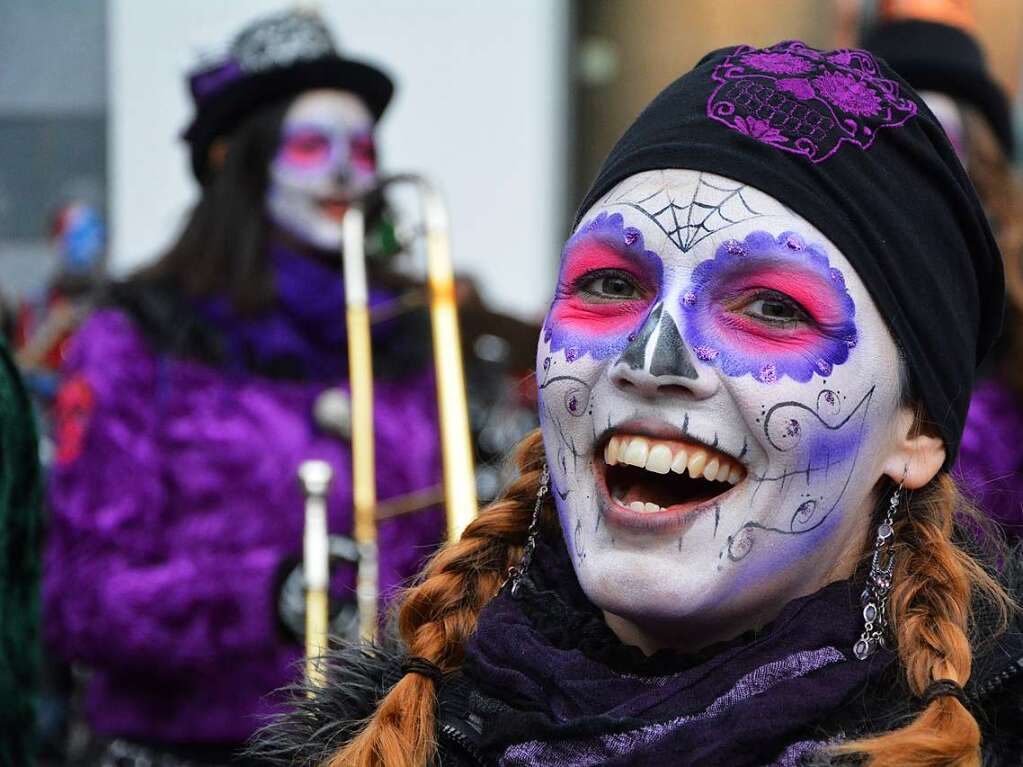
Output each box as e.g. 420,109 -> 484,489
266,89 -> 377,251
536,169 -> 906,650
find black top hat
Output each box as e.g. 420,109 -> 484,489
182,10 -> 394,182
862,19 -> 1014,158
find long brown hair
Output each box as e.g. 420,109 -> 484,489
330,427 -> 1011,767
961,105 -> 1023,398
135,102 -> 289,317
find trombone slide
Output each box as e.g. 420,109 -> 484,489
298,459 -> 333,687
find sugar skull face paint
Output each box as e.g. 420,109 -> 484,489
682,230 -> 858,383
266,89 -> 377,251
537,169 -> 906,651
547,211 -> 663,362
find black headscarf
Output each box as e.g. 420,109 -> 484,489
576,41 -> 1004,464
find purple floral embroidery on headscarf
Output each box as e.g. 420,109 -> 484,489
812,72 -> 882,116
707,40 -> 917,163
741,51 -> 814,74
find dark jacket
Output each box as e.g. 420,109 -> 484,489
0,341 -> 42,767
251,582 -> 1023,767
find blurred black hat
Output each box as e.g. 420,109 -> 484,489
182,10 -> 394,183
862,19 -> 1014,157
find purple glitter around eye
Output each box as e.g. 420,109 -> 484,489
568,396 -> 578,412
545,211 -> 663,362
682,231 -> 858,385
758,364 -> 778,384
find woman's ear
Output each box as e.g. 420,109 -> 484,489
882,407 -> 946,489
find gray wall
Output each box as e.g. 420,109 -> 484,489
0,0 -> 106,295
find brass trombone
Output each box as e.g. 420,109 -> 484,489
301,175 -> 478,675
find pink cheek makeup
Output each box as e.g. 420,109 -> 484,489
681,230 -> 858,383
543,212 -> 663,362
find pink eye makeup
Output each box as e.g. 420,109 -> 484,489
349,132 -> 377,175
681,230 -> 857,383
544,212 -> 662,362
278,126 -> 336,170
275,125 -> 377,178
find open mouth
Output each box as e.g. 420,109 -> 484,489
598,434 -> 747,525
319,197 -> 350,221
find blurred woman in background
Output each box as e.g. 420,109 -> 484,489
43,10 -> 445,766
862,0 -> 1023,539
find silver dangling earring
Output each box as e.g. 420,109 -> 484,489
853,478 -> 903,660
506,463 -> 549,598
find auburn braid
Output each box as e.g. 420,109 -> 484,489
327,429 -> 548,767
836,474 -> 1011,767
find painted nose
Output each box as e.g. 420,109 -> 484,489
609,302 -> 718,399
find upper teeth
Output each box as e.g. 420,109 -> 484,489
604,435 -> 744,484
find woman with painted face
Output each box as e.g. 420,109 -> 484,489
252,41 -> 1022,767
43,11 -> 445,765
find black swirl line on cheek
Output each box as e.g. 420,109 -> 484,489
763,386 -> 863,454
791,496 -> 819,532
817,388 -> 841,418
721,386 -> 875,559
539,375 -> 594,425
563,386 -> 591,417
573,518 -> 585,561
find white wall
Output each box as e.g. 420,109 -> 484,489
107,0 -> 568,320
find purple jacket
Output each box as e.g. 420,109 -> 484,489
44,300 -> 443,743
956,378 -> 1023,536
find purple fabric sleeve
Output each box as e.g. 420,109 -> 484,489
44,309 -> 444,741
955,378 -> 1023,536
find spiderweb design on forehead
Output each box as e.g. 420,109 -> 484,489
604,173 -> 765,253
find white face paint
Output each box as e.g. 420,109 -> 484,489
537,170 -> 906,651
266,89 -> 377,251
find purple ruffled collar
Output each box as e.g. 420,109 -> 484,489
192,244 -> 394,380
463,539 -> 895,766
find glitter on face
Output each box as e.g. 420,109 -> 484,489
546,211 -> 663,362
682,231 -> 858,384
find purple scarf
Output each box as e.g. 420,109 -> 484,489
464,540 -> 896,766
194,244 -> 398,380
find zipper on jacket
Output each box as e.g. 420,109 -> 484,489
439,721 -> 485,764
